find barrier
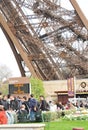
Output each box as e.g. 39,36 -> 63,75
0,123 -> 45,130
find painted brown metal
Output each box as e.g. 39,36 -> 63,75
0,0 -> 88,80
70,0 -> 88,30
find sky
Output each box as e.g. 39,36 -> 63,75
0,28 -> 21,77
61,0 -> 88,18
74,0 -> 88,18
0,0 -> 88,78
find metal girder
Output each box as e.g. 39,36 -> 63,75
0,0 -> 88,80
0,12 -> 38,78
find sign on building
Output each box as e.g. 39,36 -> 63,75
67,77 -> 74,97
8,77 -> 30,95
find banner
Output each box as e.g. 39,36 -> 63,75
67,77 -> 74,96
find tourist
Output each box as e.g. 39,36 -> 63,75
0,105 -> 8,124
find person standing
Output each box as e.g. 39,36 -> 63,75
39,95 -> 50,111
0,105 -> 8,124
28,94 -> 37,122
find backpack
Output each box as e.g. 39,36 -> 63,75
17,110 -> 29,123
35,110 -> 42,122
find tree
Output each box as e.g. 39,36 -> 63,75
0,84 -> 8,95
30,77 -> 45,99
0,64 -> 12,82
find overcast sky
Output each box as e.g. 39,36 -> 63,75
0,0 -> 88,77
0,28 -> 21,77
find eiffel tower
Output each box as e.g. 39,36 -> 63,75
0,0 -> 88,80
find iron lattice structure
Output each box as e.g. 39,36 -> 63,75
0,0 -> 88,80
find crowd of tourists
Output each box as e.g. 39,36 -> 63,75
0,92 -> 57,124
0,91 -> 88,124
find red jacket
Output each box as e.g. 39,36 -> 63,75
0,110 -> 8,124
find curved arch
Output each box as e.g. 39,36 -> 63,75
0,13 -> 38,78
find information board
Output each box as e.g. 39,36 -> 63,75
8,77 -> 30,95
9,83 -> 30,94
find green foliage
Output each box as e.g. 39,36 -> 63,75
43,111 -> 88,130
42,112 -> 51,122
0,83 -> 8,95
30,77 -> 45,99
42,111 -> 58,122
41,110 -> 76,122
61,109 -> 76,115
63,114 -> 88,121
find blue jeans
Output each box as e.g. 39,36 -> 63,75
30,110 -> 36,121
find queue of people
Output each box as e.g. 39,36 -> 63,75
2,91 -> 87,124
0,92 -> 54,124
